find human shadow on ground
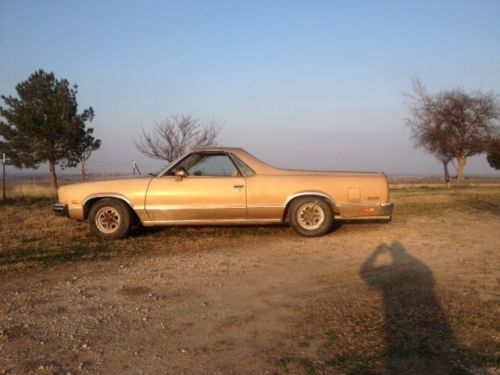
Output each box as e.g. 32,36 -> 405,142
359,241 -> 471,374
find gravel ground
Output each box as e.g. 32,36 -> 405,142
1,194 -> 499,374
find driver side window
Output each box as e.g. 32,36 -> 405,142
188,155 -> 238,177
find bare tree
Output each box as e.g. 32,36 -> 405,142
406,78 -> 499,184
134,115 -> 222,162
487,138 -> 500,170
406,79 -> 454,186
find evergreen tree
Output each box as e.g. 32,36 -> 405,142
0,69 -> 99,188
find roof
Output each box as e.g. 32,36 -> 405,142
191,146 -> 245,153
190,147 -> 384,176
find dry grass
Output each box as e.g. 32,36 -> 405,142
276,264 -> 499,373
390,186 -> 500,217
1,185 -> 499,267
271,187 -> 500,374
0,197 -> 290,268
5,183 -> 57,201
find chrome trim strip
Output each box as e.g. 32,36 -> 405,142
147,205 -> 246,210
247,205 -> 284,209
142,218 -> 282,226
162,175 -> 242,179
284,192 -> 336,206
336,203 -> 379,208
82,193 -> 134,208
335,215 -> 391,220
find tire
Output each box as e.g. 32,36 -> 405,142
88,198 -> 131,240
288,197 -> 333,237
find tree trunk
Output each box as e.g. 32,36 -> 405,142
81,158 -> 87,181
49,160 -> 58,190
443,161 -> 450,188
456,156 -> 467,185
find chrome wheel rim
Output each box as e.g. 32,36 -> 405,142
95,206 -> 121,233
297,202 -> 324,230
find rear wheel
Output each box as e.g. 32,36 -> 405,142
89,199 -> 131,240
288,197 -> 333,237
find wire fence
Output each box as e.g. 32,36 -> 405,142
1,157 -> 168,196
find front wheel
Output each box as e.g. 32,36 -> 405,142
288,197 -> 333,237
88,199 -> 131,240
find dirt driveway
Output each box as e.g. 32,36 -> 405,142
1,188 -> 499,374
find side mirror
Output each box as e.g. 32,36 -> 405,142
175,169 -> 187,181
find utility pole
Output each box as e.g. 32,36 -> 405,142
2,153 -> 6,201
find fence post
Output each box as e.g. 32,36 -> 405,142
132,161 -> 141,176
2,153 -> 5,201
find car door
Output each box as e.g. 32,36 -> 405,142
145,153 -> 247,222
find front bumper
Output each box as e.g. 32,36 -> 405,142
53,203 -> 68,217
380,202 -> 395,216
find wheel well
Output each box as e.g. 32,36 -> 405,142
282,194 -> 338,222
84,197 -> 141,225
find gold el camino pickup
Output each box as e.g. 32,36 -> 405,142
53,147 -> 394,239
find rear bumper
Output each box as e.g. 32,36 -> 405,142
53,203 -> 68,217
380,202 -> 395,216
334,201 -> 395,221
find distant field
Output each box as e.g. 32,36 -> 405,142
0,185 -> 499,374
389,176 -> 500,189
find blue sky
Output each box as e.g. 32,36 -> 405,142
1,0 -> 499,175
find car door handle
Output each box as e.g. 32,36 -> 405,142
233,184 -> 244,189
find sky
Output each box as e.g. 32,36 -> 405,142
1,0 -> 499,176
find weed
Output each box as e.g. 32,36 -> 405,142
325,330 -> 339,343
277,355 -> 317,375
326,354 -> 378,373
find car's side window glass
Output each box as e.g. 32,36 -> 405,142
231,154 -> 255,176
188,155 -> 238,177
166,153 -> 201,175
